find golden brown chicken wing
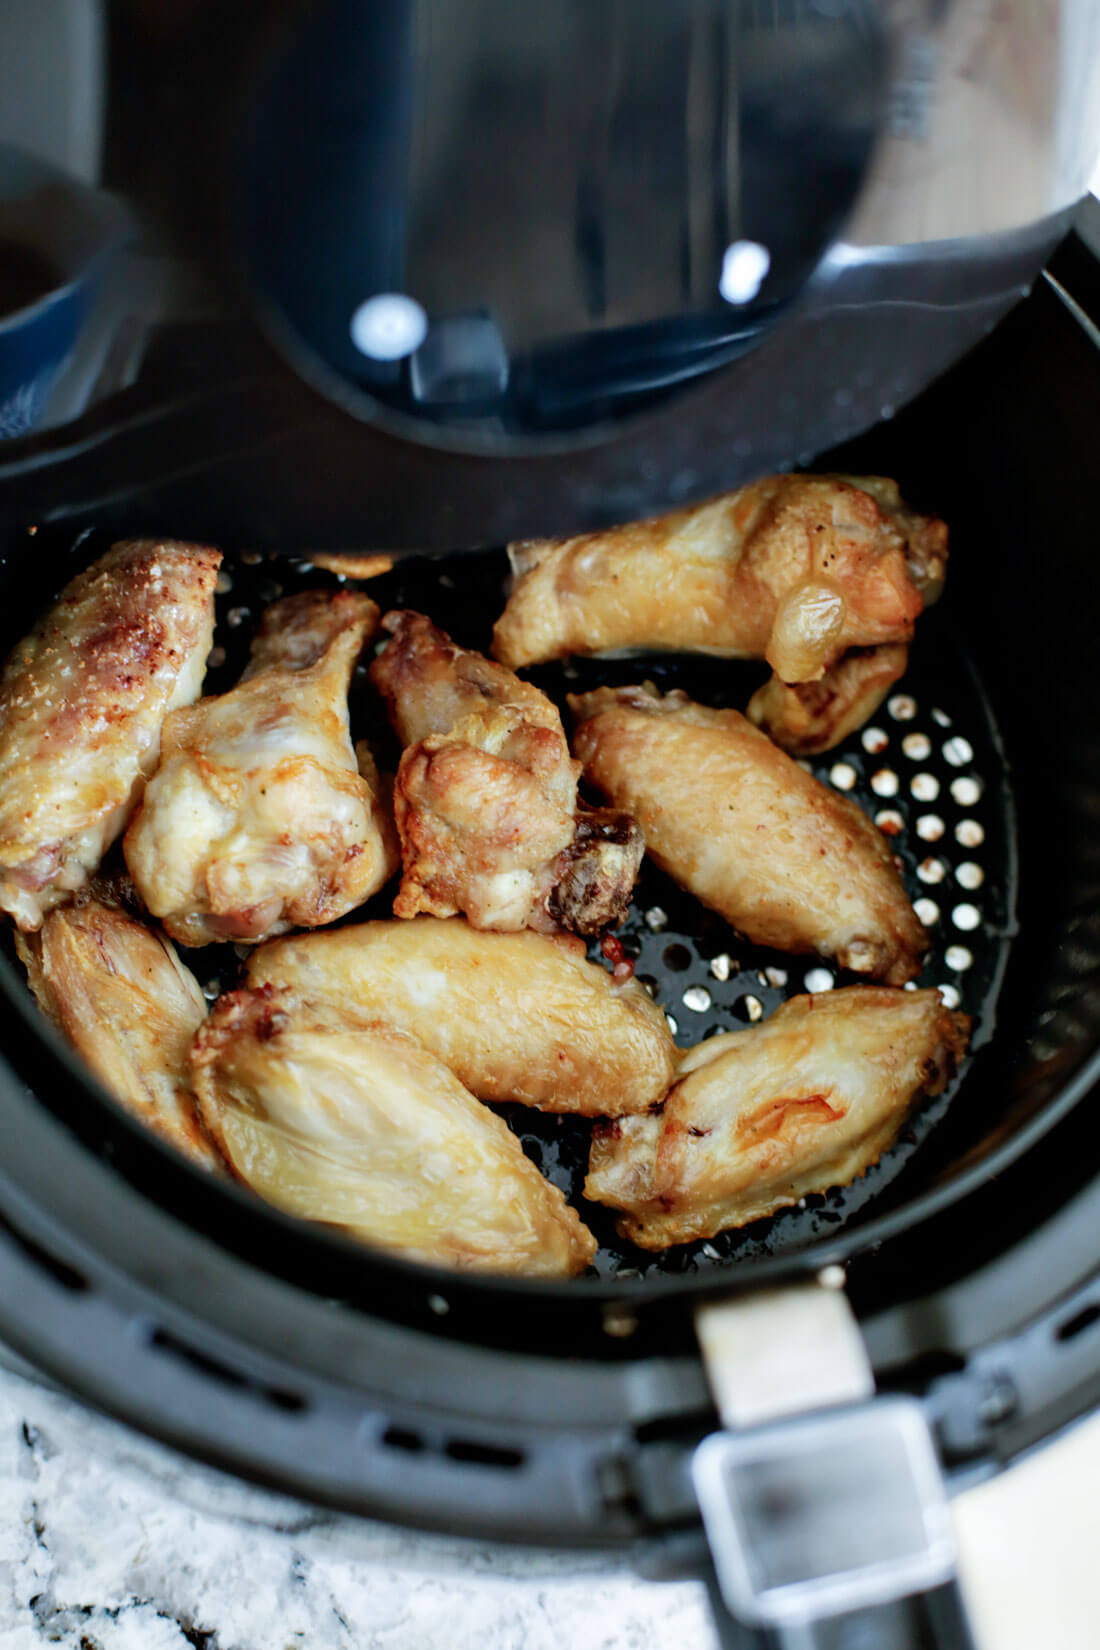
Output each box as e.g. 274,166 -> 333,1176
246,915 -> 677,1116
746,644 -> 909,756
124,591 -> 397,947
493,474 -> 946,683
0,540 -> 220,930
371,611 -> 641,933
569,684 -> 927,984
192,986 -> 597,1276
16,894 -> 222,1170
586,987 -> 970,1247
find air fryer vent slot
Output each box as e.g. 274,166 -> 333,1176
378,1423 -> 525,1470
146,1325 -> 308,1415
1056,1301 -> 1100,1343
0,1206 -> 89,1294
381,1425 -> 424,1454
444,1438 -> 525,1470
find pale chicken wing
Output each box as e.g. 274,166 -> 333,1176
246,915 -> 677,1116
192,986 -> 597,1276
569,684 -> 927,984
0,540 -> 220,929
16,894 -> 222,1170
586,987 -> 970,1247
746,644 -> 909,756
125,591 -> 397,947
493,474 -> 947,683
371,611 -> 641,933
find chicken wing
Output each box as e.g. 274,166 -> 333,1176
192,986 -> 597,1276
0,540 -> 220,930
246,915 -> 677,1116
16,894 -> 221,1170
569,684 -> 927,984
124,591 -> 397,947
746,644 -> 909,756
586,987 -> 970,1247
370,611 -> 641,933
493,474 -> 947,683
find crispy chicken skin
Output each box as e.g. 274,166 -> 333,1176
246,915 -> 677,1116
569,684 -> 927,984
371,611 -> 641,933
125,591 -> 397,947
192,986 -> 597,1276
493,474 -> 947,683
747,644 -> 909,756
586,987 -> 970,1247
16,894 -> 221,1170
0,540 -> 220,930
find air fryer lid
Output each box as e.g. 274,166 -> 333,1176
237,0 -> 882,442
1,1 -> 1092,547
0,228 -> 1097,1547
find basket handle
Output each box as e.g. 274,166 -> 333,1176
693,1282 -> 977,1650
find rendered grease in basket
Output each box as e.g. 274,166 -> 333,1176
0,477 -> 974,1276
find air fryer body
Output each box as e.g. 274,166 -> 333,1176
0,221 -> 1097,1548
0,0 -> 1099,1620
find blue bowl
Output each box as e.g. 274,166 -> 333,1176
0,146 -> 130,438
0,275 -> 92,437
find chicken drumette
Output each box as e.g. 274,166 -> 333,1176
370,610 -> 642,934
125,590 -> 397,947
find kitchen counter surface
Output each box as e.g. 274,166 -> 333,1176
0,1361 -> 717,1650
4,1353 -> 1100,1649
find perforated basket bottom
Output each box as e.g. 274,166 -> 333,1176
172,545 -> 1015,1280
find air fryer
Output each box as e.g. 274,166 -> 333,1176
0,6 -> 1099,1650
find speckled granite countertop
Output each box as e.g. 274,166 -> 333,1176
6,1351 -> 1100,1649
0,1362 -> 716,1650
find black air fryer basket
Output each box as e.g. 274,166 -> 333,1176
0,208 -> 1099,1643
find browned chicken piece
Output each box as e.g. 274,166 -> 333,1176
0,540 -> 220,930
124,591 -> 397,948
370,610 -> 642,933
570,684 -> 927,984
746,644 -> 909,756
493,474 -> 947,683
16,894 -> 222,1171
246,915 -> 678,1116
192,986 -> 597,1277
586,987 -> 970,1248
308,551 -> 395,580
